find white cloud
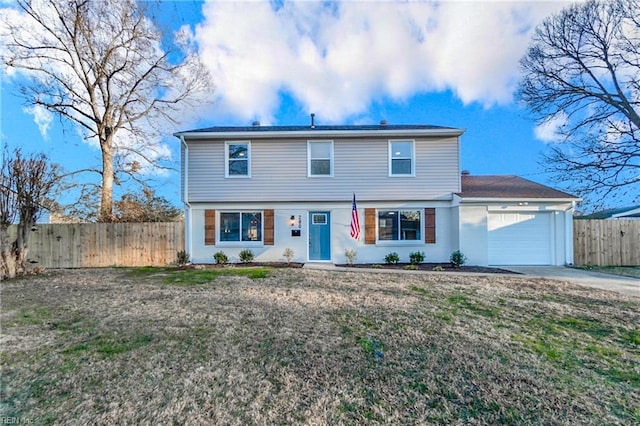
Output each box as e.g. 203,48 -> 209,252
22,104 -> 52,139
195,0 -> 573,123
534,111 -> 568,143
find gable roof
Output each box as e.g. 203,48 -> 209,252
458,175 -> 579,200
175,123 -> 465,139
579,205 -> 640,219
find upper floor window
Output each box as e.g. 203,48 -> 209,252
378,210 -> 421,241
226,141 -> 250,177
389,140 -> 414,176
308,140 -> 334,177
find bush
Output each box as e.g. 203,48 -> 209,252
409,251 -> 425,265
213,251 -> 228,265
450,250 -> 467,268
345,249 -> 357,266
282,248 -> 294,264
176,250 -> 190,266
238,249 -> 254,263
384,252 -> 400,264
404,264 -> 419,270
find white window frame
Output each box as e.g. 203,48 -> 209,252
218,210 -> 264,246
376,209 -> 423,244
388,139 -> 415,177
225,141 -> 251,178
307,140 -> 334,177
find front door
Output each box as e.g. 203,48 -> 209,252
309,211 -> 331,261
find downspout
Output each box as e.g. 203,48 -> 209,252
180,135 -> 192,260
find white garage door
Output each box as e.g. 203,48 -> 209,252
488,212 -> 553,265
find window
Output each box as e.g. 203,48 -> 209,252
308,141 -> 333,176
219,212 -> 262,242
225,141 -> 250,177
378,210 -> 421,241
389,140 -> 414,176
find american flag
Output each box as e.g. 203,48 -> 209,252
350,193 -> 360,240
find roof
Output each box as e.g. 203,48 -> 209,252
458,175 -> 579,200
174,123 -> 465,138
579,205 -> 640,219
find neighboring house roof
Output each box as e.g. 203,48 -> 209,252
175,123 -> 465,138
458,175 -> 579,200
578,205 -> 640,219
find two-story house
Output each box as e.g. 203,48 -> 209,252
175,122 -> 579,266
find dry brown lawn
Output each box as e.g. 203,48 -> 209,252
1,267 -> 639,425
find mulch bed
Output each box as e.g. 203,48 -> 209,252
335,263 -> 518,274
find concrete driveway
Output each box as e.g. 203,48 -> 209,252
505,266 -> 640,297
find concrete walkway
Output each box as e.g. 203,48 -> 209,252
505,266 -> 639,297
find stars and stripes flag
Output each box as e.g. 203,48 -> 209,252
350,193 -> 361,240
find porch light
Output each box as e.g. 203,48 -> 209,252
290,215 -> 296,226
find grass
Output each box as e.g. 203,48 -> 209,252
572,265 -> 640,279
1,267 -> 639,424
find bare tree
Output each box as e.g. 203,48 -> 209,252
114,187 -> 182,223
1,148 -> 57,279
1,0 -> 212,221
518,0 -> 639,206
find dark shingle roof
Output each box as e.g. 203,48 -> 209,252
179,124 -> 458,134
459,175 -> 578,200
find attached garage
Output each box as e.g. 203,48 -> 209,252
488,212 -> 553,265
457,175 -> 580,267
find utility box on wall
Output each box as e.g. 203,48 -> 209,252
291,229 -> 301,237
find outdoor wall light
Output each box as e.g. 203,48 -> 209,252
289,215 -> 296,226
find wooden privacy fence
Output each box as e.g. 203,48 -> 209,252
16,222 -> 184,268
573,219 -> 640,266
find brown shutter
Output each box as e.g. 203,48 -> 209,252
264,209 -> 274,245
365,208 -> 376,245
205,209 -> 216,245
425,208 -> 436,244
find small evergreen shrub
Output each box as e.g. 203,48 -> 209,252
432,265 -> 444,272
450,250 -> 467,268
345,249 -> 357,266
176,250 -> 190,266
404,264 -> 419,270
409,251 -> 425,265
213,251 -> 228,265
282,248 -> 295,264
384,252 -> 400,264
238,249 -> 254,263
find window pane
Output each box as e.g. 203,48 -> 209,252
310,142 -> 331,158
242,212 -> 262,241
391,159 -> 412,175
220,213 -> 240,241
228,159 -> 248,176
391,141 -> 412,158
400,210 -> 421,240
229,144 -> 248,159
311,159 -> 331,175
378,210 -> 399,240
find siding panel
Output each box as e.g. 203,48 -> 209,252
187,137 -> 460,202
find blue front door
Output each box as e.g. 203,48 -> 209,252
309,211 -> 331,261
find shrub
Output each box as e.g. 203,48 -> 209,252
345,249 -> 357,266
282,248 -> 294,264
213,251 -> 228,265
384,252 -> 400,264
238,249 -> 254,263
450,250 -> 467,268
176,250 -> 190,267
409,251 -> 425,265
404,264 -> 419,270
432,265 -> 444,272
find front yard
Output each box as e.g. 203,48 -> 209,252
1,267 -> 639,424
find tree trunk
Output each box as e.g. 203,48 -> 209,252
99,142 -> 114,222
0,225 -> 16,280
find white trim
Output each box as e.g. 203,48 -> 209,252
176,128 -> 465,140
612,206 -> 640,218
388,139 -> 415,177
307,140 -> 334,177
224,141 -> 251,178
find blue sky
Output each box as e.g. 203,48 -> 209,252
1,0 -> 589,211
